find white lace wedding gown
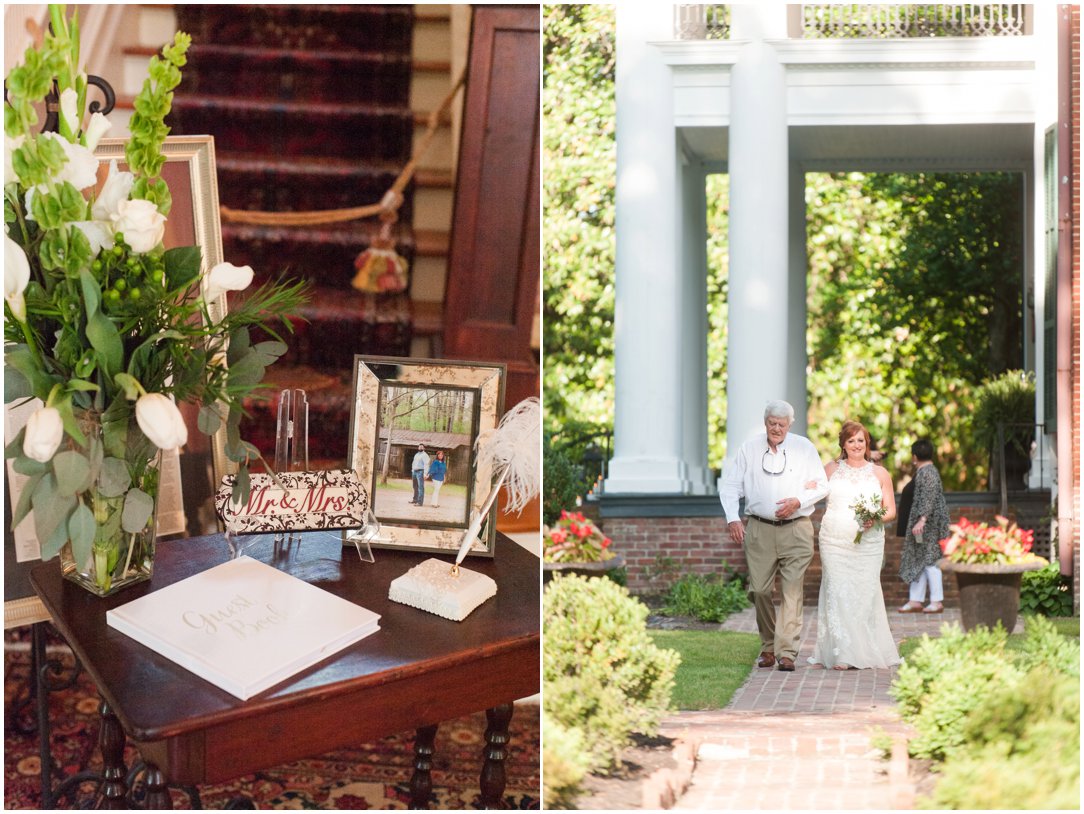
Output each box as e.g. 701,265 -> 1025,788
808,461 -> 900,669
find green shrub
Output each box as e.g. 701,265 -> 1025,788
890,624 -> 1022,760
972,369 -> 1035,457
543,574 -> 680,772
541,712 -> 590,809
543,435 -> 583,525
661,571 -> 749,623
1014,613 -> 1081,676
925,671 -> 1080,810
1020,562 -> 1074,617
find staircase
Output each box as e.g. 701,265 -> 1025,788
117,4 -> 458,467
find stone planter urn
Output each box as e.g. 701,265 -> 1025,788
543,553 -> 625,584
938,558 -> 1047,632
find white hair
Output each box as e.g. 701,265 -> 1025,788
764,400 -> 795,423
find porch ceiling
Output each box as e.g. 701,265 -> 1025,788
683,122 -> 1034,172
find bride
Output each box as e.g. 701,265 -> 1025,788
809,420 -> 901,670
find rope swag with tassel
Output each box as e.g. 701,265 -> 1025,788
217,70 -> 466,294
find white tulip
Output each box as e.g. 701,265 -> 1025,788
5,134 -> 25,186
59,88 -> 80,137
111,198 -> 166,254
204,262 -> 254,303
4,234 -> 31,322
135,393 -> 188,451
23,406 -> 64,463
91,160 -> 133,223
82,112 -> 111,151
72,220 -> 114,256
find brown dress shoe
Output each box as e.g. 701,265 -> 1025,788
777,656 -> 796,672
756,652 -> 776,668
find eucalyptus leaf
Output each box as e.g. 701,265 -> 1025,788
121,488 -> 154,534
251,341 -> 288,365
12,470 -> 42,528
98,457 -> 131,498
32,474 -> 75,548
226,327 -> 251,367
67,503 -> 96,567
197,403 -> 222,435
12,455 -> 47,476
4,427 -> 26,460
41,510 -> 72,561
53,449 -> 91,495
4,367 -> 32,402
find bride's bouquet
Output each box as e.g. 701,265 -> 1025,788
849,493 -> 887,544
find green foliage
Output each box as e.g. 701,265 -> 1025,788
541,712 -> 591,809
648,629 -> 760,711
924,671 -> 1080,810
892,617 -> 1078,766
542,435 -> 583,525
542,4 -> 616,429
543,574 -> 680,773
1020,563 -> 1074,617
971,369 -> 1036,456
661,571 -> 749,623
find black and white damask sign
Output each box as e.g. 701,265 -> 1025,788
215,469 -> 370,534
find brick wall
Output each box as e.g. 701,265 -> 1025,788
606,495 -> 1052,609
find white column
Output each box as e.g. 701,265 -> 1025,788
606,5 -> 691,494
680,158 -> 714,494
725,4 -> 793,451
786,161 -> 809,434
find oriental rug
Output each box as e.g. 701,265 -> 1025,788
4,639 -> 539,810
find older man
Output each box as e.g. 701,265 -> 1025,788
719,400 -> 828,671
411,444 -> 430,506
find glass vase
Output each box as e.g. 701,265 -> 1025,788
58,416 -> 161,597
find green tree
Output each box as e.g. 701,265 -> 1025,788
542,4 -> 616,434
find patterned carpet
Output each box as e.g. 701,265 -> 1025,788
4,634 -> 540,809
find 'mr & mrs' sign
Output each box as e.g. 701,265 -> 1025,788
215,469 -> 369,535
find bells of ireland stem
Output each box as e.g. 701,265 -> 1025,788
136,393 -> 188,451
23,406 -> 64,463
4,234 -> 30,322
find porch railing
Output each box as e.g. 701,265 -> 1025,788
673,5 -> 1030,40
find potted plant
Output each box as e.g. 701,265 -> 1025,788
972,370 -> 1036,491
542,510 -> 623,582
938,515 -> 1047,632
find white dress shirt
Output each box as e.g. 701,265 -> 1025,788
719,432 -> 829,523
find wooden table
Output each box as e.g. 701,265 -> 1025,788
30,532 -> 540,809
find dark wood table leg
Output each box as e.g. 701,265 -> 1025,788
479,702 -> 513,809
98,700 -> 130,809
409,723 -> 439,809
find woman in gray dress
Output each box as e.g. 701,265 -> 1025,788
898,439 -> 950,613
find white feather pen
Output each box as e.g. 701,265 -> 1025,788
453,397 -> 541,569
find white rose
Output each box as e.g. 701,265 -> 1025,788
59,87 -> 80,137
111,198 -> 166,254
72,220 -> 114,256
204,262 -> 254,303
23,406 -> 64,463
4,234 -> 31,322
41,132 -> 99,192
92,160 -> 134,223
135,393 -> 188,451
82,112 -> 112,151
5,134 -> 25,186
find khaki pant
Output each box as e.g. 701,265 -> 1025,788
743,516 -> 814,661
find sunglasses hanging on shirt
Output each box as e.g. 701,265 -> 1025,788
761,449 -> 787,476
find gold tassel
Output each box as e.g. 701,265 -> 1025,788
351,210 -> 409,294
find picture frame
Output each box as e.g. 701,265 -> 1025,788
347,356 -> 506,557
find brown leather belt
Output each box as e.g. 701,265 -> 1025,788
750,515 -> 801,527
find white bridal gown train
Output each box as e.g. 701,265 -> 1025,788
809,461 -> 900,669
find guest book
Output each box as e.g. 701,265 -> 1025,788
106,556 -> 380,700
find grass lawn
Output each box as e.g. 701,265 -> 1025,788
899,614 -> 1079,660
649,630 -> 761,710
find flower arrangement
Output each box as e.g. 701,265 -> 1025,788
543,510 -> 614,563
849,492 -> 887,544
4,6 -> 306,594
940,516 -> 1046,566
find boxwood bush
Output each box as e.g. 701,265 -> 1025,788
543,574 -> 680,774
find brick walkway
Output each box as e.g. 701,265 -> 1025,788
658,606 -> 1024,810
